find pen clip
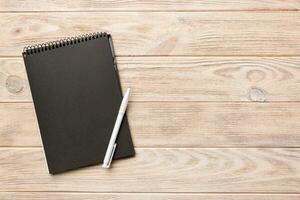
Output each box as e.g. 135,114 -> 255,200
107,143 -> 117,168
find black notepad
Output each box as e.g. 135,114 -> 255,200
22,33 -> 135,174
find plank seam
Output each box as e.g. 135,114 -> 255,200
3,101 -> 300,104
0,10 -> 300,13
0,191 -> 299,194
0,147 -> 299,148
3,55 -> 300,58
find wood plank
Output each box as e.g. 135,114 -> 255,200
1,192 -> 300,200
0,148 -> 299,192
3,57 -> 300,102
1,102 -> 300,147
1,0 -> 300,11
1,12 -> 300,56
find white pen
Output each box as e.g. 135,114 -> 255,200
102,88 -> 130,168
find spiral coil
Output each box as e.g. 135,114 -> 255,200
23,32 -> 108,56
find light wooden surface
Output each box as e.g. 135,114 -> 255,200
1,12 -> 300,56
2,102 -> 300,147
1,193 -> 300,200
3,57 -> 300,102
0,1 -> 299,199
1,148 -> 300,192
1,0 -> 300,11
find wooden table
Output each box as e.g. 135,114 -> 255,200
1,1 -> 300,199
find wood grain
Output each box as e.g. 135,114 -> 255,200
1,0 -> 299,198
1,102 -> 300,147
3,57 -> 300,102
0,148 -> 299,192
1,12 -> 300,56
1,192 -> 300,200
1,0 -> 300,11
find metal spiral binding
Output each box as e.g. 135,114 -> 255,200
22,32 -> 108,57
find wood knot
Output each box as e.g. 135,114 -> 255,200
248,87 -> 266,102
6,75 -> 24,94
15,28 -> 21,34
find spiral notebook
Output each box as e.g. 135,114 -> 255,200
22,33 -> 135,174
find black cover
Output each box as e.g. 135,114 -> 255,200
22,33 -> 135,174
